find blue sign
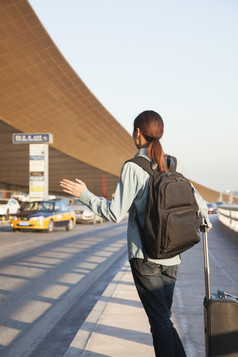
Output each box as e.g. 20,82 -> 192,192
30,156 -> 44,160
13,133 -> 53,144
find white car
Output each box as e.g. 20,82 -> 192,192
0,198 -> 20,216
69,198 -> 104,224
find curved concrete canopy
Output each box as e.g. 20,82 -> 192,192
0,0 -> 136,180
0,1 -> 236,204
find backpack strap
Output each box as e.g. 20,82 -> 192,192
126,154 -> 177,173
125,156 -> 154,175
165,154 -> 177,172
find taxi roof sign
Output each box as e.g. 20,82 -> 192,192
13,133 -> 53,144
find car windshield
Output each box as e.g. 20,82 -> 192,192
69,199 -> 83,206
22,201 -> 54,212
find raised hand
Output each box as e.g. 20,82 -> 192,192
60,179 -> 87,197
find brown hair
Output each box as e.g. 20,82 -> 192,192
133,110 -> 167,171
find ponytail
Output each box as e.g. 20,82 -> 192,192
133,110 -> 167,172
148,138 -> 167,172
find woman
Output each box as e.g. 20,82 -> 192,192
60,110 -> 211,357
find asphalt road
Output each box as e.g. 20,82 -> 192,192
0,220 -> 128,357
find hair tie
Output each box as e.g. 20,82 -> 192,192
143,134 -> 161,142
143,134 -> 153,142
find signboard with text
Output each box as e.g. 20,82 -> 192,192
12,133 -> 53,199
29,144 -> 48,198
13,133 -> 53,144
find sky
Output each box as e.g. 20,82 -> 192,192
29,0 -> 238,193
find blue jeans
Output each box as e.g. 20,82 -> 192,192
130,258 -> 186,357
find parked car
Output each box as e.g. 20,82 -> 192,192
69,198 -> 104,224
0,198 -> 20,216
10,199 -> 75,232
216,201 -> 225,207
207,203 -> 218,214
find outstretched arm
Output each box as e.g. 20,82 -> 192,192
59,162 -> 142,223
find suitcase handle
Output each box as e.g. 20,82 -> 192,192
202,227 -> 211,301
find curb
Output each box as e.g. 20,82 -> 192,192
63,263 -> 131,356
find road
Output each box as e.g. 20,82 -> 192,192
0,220 -> 128,357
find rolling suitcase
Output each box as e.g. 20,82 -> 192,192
202,228 -> 238,357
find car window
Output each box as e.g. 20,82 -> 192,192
55,201 -> 62,211
23,202 -> 38,211
61,202 -> 69,212
0,200 -> 7,204
70,198 -> 81,206
22,201 -> 52,211
38,202 -> 54,211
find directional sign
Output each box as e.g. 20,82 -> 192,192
12,133 -> 53,144
29,144 -> 49,198
11,134 -> 53,198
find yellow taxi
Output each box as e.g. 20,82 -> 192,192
10,199 -> 76,232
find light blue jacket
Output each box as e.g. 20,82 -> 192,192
79,148 -> 211,265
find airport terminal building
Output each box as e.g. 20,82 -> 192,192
0,0 -> 137,201
0,0 -> 235,204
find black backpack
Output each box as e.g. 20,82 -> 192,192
127,155 -> 202,261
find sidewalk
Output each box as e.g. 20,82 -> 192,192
63,262 -> 154,357
63,243 -> 206,357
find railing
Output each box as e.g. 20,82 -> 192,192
218,206 -> 238,242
